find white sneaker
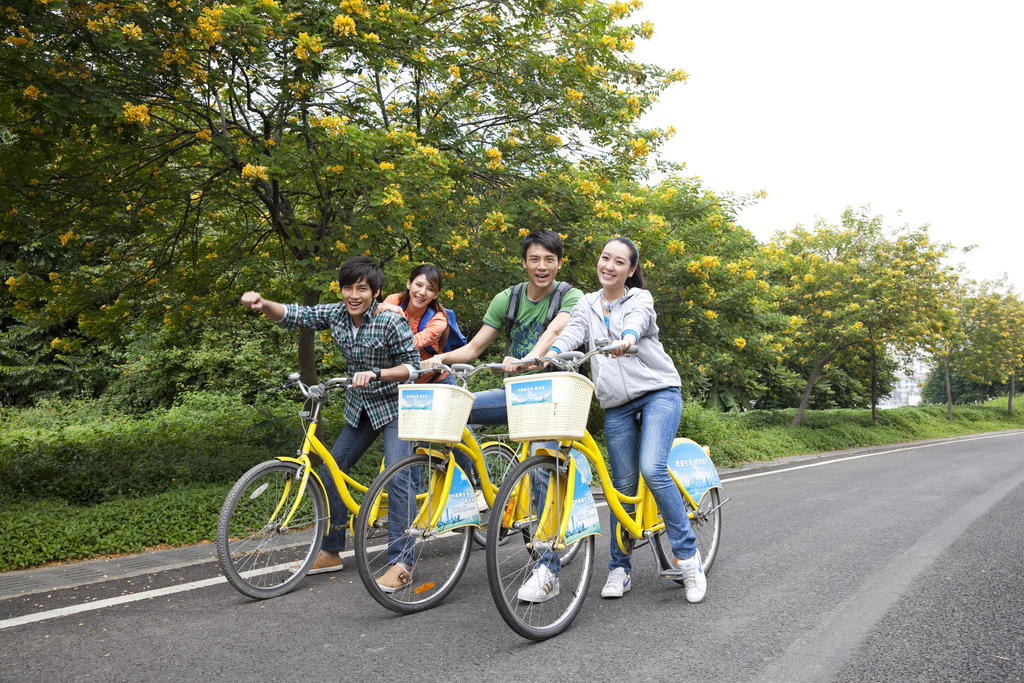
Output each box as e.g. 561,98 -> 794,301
601,567 -> 631,598
516,565 -> 559,603
675,549 -> 707,603
475,489 -> 489,512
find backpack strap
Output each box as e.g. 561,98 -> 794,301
545,281 -> 572,328
502,282 -> 527,357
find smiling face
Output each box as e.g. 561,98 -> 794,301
597,240 -> 635,292
341,278 -> 379,320
522,243 -> 562,291
406,274 -> 439,312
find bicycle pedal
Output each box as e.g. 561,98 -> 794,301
659,567 -> 685,579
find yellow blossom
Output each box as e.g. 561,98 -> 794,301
122,102 -> 151,125
22,85 -> 41,100
704,310 -> 718,319
329,281 -> 340,293
733,338 -> 746,349
333,14 -> 356,36
241,164 -> 269,181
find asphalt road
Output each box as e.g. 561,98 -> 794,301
2,432 -> 1023,682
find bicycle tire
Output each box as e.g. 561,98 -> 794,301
216,459 -> 327,600
353,453 -> 473,614
485,455 -> 595,641
473,442 -> 519,547
654,487 -> 722,583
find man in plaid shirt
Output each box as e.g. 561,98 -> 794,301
241,256 -> 421,591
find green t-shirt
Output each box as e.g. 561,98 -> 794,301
482,283 -> 584,358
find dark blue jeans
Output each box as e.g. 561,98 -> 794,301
604,387 -> 695,571
319,413 -> 412,564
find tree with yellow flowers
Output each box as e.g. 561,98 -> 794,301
0,0 -> 684,389
954,281 -> 1024,414
767,206 -> 958,426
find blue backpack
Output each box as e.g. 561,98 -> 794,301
400,302 -> 468,355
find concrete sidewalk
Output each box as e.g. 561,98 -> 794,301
4,429 -> 1018,602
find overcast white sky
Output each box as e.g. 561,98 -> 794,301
631,0 -> 1024,288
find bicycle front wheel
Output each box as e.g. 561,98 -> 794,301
353,453 -> 474,614
473,441 -> 519,547
485,455 -> 595,641
216,460 -> 327,600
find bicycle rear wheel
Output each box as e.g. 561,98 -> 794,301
354,453 -> 473,614
217,460 -> 327,600
654,487 -> 722,583
473,442 -> 519,547
485,455 -> 595,641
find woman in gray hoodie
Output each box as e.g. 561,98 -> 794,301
517,237 -> 706,605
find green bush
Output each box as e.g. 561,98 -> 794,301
0,391 -> 372,506
0,484 -> 229,571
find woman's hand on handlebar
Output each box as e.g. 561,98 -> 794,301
606,335 -> 638,358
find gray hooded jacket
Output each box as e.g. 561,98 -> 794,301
550,288 -> 681,409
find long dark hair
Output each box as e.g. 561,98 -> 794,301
603,236 -> 645,289
397,263 -> 449,352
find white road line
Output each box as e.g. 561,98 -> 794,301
6,431 -> 1017,630
719,431 -> 1023,483
0,577 -> 227,630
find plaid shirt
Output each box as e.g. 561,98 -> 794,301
279,300 -> 420,430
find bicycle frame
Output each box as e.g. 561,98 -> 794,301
509,431 -> 710,553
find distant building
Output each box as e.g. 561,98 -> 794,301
878,363 -> 929,409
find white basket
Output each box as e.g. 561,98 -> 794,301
504,372 -> 595,442
398,384 -> 475,443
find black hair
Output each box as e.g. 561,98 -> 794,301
603,236 -> 645,289
338,255 -> 383,295
521,229 -> 564,261
396,263 -> 449,352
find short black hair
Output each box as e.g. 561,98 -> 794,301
338,256 -> 383,294
521,229 -> 564,261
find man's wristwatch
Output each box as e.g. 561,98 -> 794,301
372,367 -> 382,381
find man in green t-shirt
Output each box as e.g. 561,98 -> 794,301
425,229 -> 583,425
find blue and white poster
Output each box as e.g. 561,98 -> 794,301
666,439 -> 722,503
564,461 -> 601,545
509,379 -> 553,406
570,448 -> 593,485
435,461 -> 481,534
401,389 -> 434,410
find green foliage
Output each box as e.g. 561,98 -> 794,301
0,484 -> 230,571
920,364 -> 1010,405
0,390 -> 374,505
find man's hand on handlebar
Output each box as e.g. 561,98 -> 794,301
350,370 -> 376,388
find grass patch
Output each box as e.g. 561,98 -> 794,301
689,398 -> 1024,466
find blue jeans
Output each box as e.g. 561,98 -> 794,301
467,387 -> 560,572
604,387 -> 695,572
319,413 -> 412,564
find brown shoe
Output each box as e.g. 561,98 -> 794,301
300,552 -> 343,575
376,563 -> 412,593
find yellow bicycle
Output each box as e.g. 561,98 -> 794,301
352,363 -> 578,613
216,371 -> 518,601
485,348 -> 725,640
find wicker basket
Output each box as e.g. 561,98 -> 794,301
504,372 -> 595,442
398,384 -> 476,443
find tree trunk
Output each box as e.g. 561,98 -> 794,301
793,352 -> 826,427
298,289 -> 321,386
1009,373 -> 1015,415
870,347 -> 878,424
943,356 -> 953,421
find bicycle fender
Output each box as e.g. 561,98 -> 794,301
276,456 -> 331,530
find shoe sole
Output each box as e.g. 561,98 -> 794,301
306,563 -> 344,575
377,580 -> 411,594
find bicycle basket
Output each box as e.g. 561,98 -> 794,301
398,383 -> 476,443
504,372 -> 595,442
